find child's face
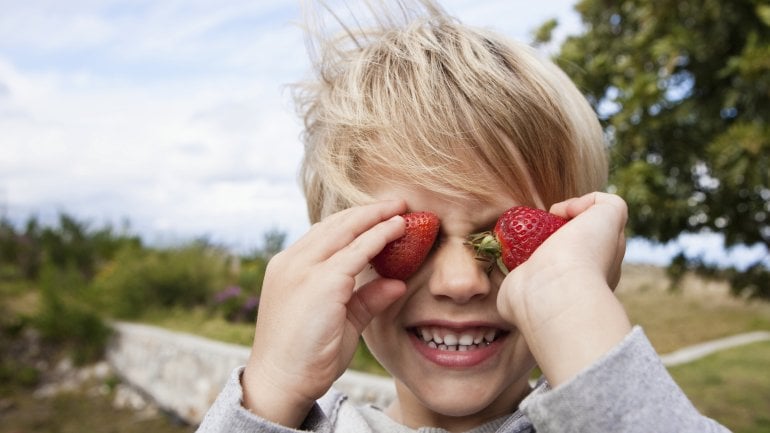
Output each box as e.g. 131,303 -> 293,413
358,184 -> 536,429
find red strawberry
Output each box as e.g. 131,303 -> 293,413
469,206 -> 567,274
371,211 -> 440,280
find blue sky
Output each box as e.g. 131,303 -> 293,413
0,0 -> 766,268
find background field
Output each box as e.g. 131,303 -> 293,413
2,264 -> 769,433
142,264 -> 770,432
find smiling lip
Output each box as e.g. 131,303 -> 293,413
407,322 -> 509,368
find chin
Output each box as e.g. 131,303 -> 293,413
406,376 -> 519,420
423,398 -> 494,418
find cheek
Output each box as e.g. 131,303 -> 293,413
361,319 -> 395,373
360,289 -> 407,372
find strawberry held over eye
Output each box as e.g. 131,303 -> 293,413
468,206 -> 567,275
371,211 -> 440,280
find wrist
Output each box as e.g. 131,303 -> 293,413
501,263 -> 631,386
240,363 -> 317,428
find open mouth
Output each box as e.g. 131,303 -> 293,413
410,326 -> 508,352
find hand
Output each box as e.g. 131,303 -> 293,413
497,192 -> 632,386
547,191 -> 627,291
241,200 -> 408,427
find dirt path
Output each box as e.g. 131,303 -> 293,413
660,330 -> 770,366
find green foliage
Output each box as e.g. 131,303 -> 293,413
667,253 -> 770,299
1,210 -> 287,354
34,263 -> 113,365
546,0 -> 770,297
254,228 -> 287,261
532,18 -> 558,45
0,214 -> 141,281
0,361 -> 40,389
0,216 -> 43,280
1,376 -> 192,433
352,339 -> 388,376
202,231 -> 283,324
92,243 -> 233,318
726,263 -> 770,299
237,258 -> 267,293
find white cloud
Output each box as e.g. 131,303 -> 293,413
4,0 -> 757,269
443,0 -> 579,36
1,0 -> 583,253
0,30 -> 309,250
0,2 -> 114,50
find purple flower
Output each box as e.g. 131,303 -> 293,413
241,295 -> 260,312
213,285 -> 242,303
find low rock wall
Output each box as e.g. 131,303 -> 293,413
107,322 -> 395,425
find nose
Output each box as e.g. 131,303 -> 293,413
428,237 -> 491,304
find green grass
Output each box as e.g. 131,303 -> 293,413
138,307 -> 256,346
0,386 -> 194,433
4,267 -> 770,431
618,288 -> 770,354
135,266 -> 770,380
669,341 -> 770,433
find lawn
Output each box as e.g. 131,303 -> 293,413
141,279 -> 770,432
670,341 -> 770,433
2,264 -> 769,431
145,264 -> 770,366
616,264 -> 770,354
0,387 -> 195,433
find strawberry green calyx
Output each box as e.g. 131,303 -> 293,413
467,206 -> 568,276
467,231 -> 509,276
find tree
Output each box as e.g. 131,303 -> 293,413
259,228 -> 287,260
538,0 -> 770,297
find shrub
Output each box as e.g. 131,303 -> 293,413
237,259 -> 266,294
93,243 -> 232,318
211,286 -> 259,323
34,263 -> 112,365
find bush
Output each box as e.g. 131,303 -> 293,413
93,243 -> 232,318
237,259 -> 266,294
210,286 -> 259,323
34,263 -> 112,365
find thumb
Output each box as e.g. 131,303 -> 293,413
346,278 -> 406,333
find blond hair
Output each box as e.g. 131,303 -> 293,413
294,0 -> 607,222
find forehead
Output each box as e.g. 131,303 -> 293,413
358,152 -> 541,211
368,182 -> 515,230
352,129 -> 546,213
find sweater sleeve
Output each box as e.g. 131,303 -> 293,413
194,367 -> 332,433
519,326 -> 731,433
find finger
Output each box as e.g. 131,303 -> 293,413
582,193 -> 627,289
549,192 -> 598,219
346,278 -> 407,334
550,192 -> 627,225
548,196 -> 580,218
549,192 -> 628,287
325,214 -> 406,277
290,199 -> 407,263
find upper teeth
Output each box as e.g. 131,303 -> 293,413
416,327 -> 498,350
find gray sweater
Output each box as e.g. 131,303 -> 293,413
196,327 -> 731,432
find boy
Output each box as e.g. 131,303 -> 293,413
197,1 -> 730,431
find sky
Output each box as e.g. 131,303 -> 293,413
0,0 -> 766,268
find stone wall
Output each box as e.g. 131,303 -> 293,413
107,322 -> 395,425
